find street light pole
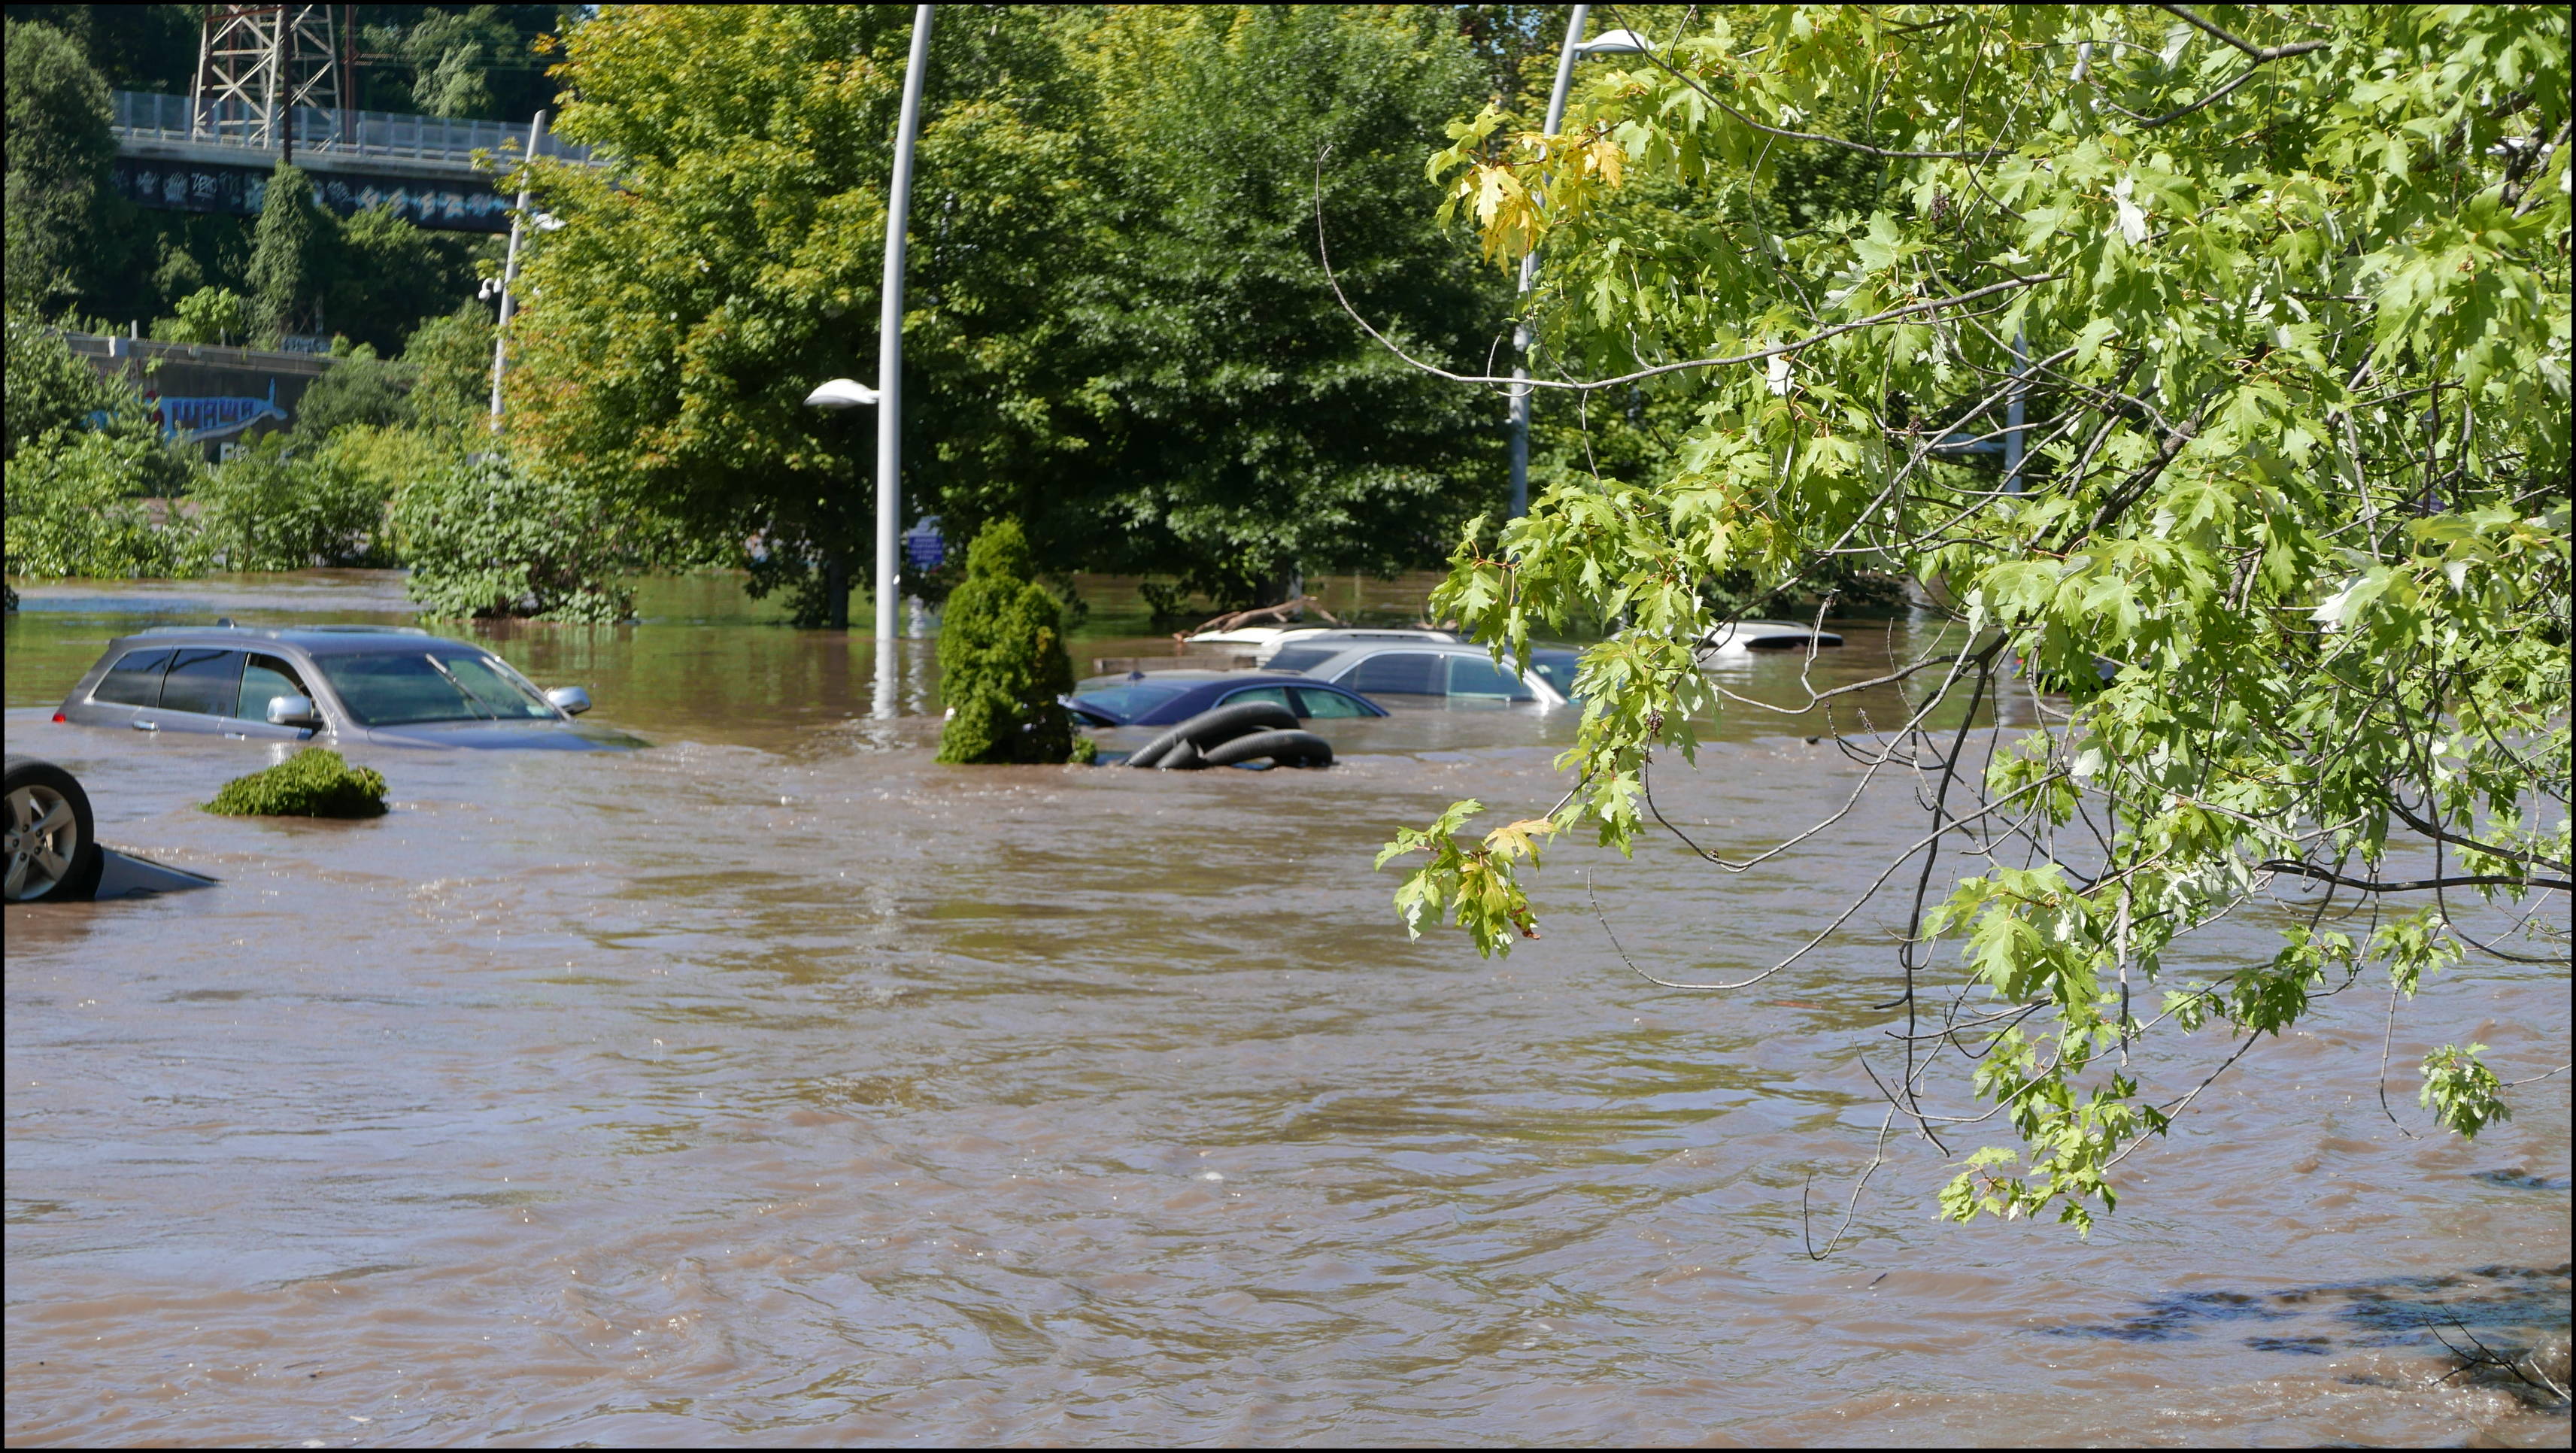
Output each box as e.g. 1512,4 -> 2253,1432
1508,6 -> 1589,520
875,5 -> 933,651
1507,9 -> 1645,519
488,110 -> 548,426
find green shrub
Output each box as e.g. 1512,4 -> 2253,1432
390,453 -> 635,620
292,349 -> 415,440
204,748 -> 388,818
5,307 -> 114,453
5,425 -> 203,578
194,432 -> 390,570
936,519 -> 1076,764
152,285 -> 250,345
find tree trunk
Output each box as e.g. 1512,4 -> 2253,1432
824,556 -> 850,630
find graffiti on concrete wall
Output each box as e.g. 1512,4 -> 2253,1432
111,158 -> 511,233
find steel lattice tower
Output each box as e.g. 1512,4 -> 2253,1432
192,5 -> 356,153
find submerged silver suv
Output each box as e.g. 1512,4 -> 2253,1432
53,625 -> 634,750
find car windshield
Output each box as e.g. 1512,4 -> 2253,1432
318,651 -> 559,726
1071,682 -> 1189,720
1265,645 -> 1341,674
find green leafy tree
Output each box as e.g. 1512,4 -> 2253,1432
936,519 -> 1076,765
324,206 -> 484,356
389,453 -> 636,621
153,285 -> 251,346
1064,5 -> 1509,603
5,19 -> 113,310
194,432 -> 391,570
508,5 -> 1106,626
358,4 -> 567,120
5,307 -> 199,580
1385,4 -> 2570,1232
246,163 -> 328,346
395,299 -> 499,434
5,427 -> 202,580
293,348 -> 417,441
6,304 -> 114,454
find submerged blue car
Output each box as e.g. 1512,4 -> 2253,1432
1065,672 -> 1387,727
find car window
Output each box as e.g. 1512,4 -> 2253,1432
1070,683 -> 1188,719
1220,685 -> 1294,711
93,648 -> 175,707
1265,645 -> 1340,674
1343,652 -> 1441,696
1289,685 -> 1373,718
235,654 -> 313,720
1530,650 -> 1582,700
1448,654 -> 1536,701
157,648 -> 245,716
317,651 -> 552,726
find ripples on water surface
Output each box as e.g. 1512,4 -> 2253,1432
6,572 -> 2568,1446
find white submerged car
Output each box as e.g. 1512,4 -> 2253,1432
1185,623 -> 1464,665
1697,620 -> 1845,660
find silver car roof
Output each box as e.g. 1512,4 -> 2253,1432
1298,641 -> 1570,705
105,626 -> 476,657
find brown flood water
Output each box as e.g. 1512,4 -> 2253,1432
6,572 -> 2568,1447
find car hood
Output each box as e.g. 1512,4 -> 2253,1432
360,720 -> 646,751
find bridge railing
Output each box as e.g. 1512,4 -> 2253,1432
112,91 -> 596,168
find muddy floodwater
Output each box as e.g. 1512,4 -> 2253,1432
7,572 -> 2568,1447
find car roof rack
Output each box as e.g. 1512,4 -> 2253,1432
296,624 -> 431,635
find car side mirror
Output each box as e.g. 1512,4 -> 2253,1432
545,685 -> 592,717
265,693 -> 322,727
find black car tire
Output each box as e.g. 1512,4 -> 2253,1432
1201,729 -> 1334,769
1127,700 -> 1301,769
5,756 -> 104,904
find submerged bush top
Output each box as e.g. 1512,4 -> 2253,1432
204,748 -> 389,818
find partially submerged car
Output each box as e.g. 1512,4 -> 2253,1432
53,625 -> 636,750
1184,623 -> 1462,660
1282,642 -> 1571,708
1065,672 -> 1388,727
1698,620 -> 1844,657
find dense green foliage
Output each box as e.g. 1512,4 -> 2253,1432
246,164 -> 327,346
5,302 -> 113,453
4,14 -> 495,352
195,433 -> 390,571
508,4 -> 1518,614
5,18 -> 112,310
388,453 -> 636,622
5,426 -> 200,578
204,748 -> 389,819
4,308 -> 198,578
291,350 -> 416,441
1386,4 -> 2571,1230
936,520 -> 1076,765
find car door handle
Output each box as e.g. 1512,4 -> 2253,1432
132,718 -> 159,732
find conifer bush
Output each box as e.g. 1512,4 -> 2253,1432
204,748 -> 388,818
935,520 -> 1077,765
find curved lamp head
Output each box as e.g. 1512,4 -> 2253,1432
1579,28 -> 1652,57
803,378 -> 881,409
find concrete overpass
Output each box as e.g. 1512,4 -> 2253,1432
109,91 -> 596,234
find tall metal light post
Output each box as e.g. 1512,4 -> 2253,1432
1508,10 -> 1649,518
808,5 -> 934,717
875,6 -> 933,650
